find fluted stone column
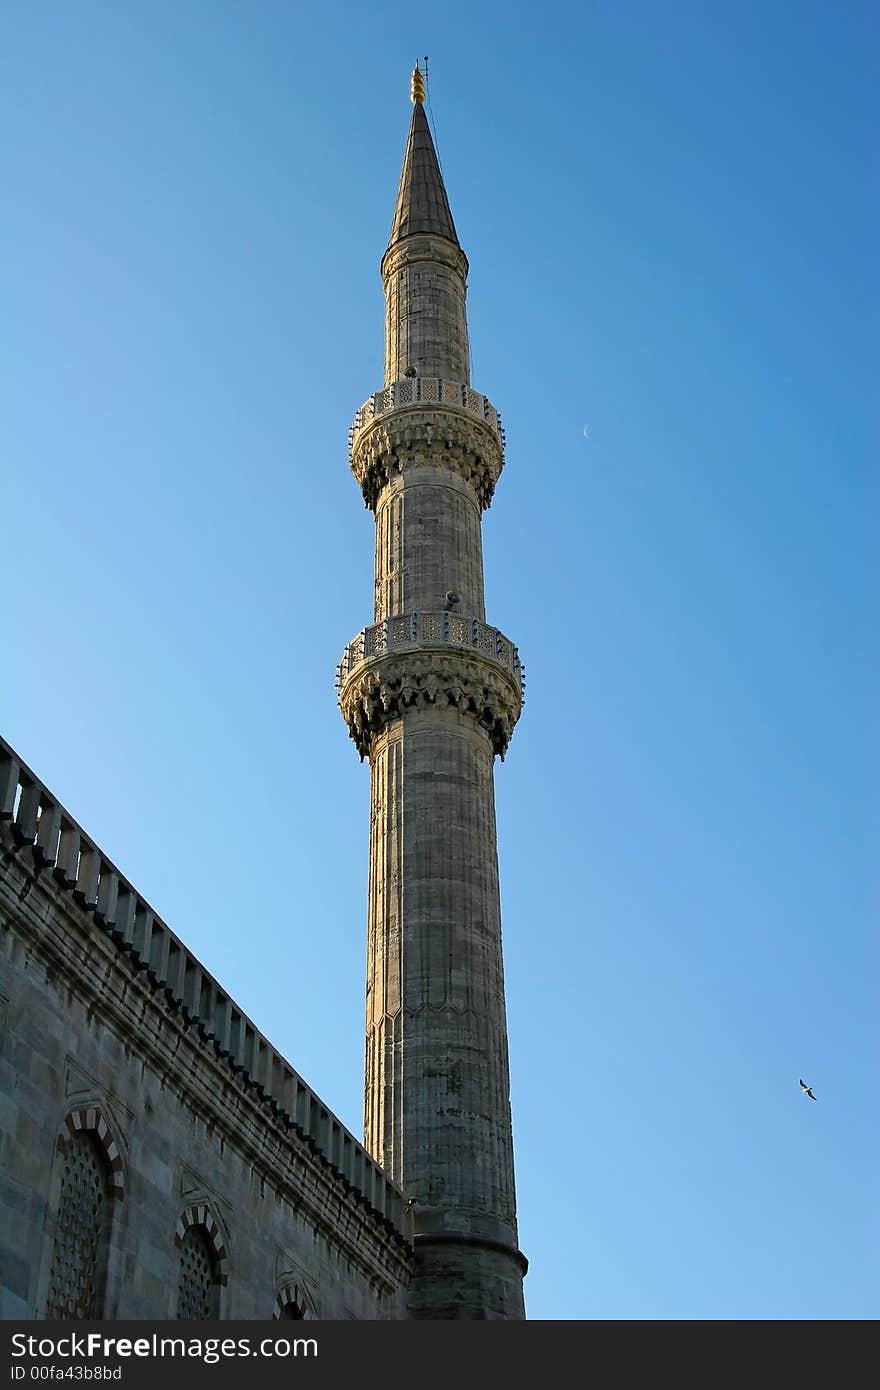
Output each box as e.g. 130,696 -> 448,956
373,463 -> 486,621
338,70 -> 526,1320
383,235 -> 470,385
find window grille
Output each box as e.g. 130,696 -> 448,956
176,1226 -> 218,1319
46,1132 -> 109,1319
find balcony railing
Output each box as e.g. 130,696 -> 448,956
349,378 -> 505,460
337,611 -> 524,696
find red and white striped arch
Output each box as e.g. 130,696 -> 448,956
62,1106 -> 125,1200
174,1204 -> 229,1286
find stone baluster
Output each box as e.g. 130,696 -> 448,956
95,866 -> 119,926
296,1083 -> 310,1135
34,799 -> 62,866
198,979 -> 216,1038
132,906 -> 154,966
114,888 -> 137,944
227,1010 -> 242,1069
54,821 -> 80,888
183,958 -> 202,1019
209,1000 -> 227,1050
147,922 -> 168,981
265,1048 -> 281,1103
0,752 -> 19,819
74,844 -> 99,908
310,1093 -> 322,1145
252,1037 -> 266,1093
13,782 -> 41,844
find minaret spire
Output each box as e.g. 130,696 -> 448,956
338,73 -> 527,1320
382,66 -> 469,385
388,68 -> 459,250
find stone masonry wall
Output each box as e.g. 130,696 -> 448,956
0,773 -> 412,1321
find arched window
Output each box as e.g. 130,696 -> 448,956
277,1298 -> 306,1320
46,1131 -> 111,1318
174,1204 -> 227,1319
176,1226 -> 219,1320
274,1280 -> 310,1319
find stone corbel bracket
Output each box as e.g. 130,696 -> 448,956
351,408 -> 505,512
339,647 -> 523,761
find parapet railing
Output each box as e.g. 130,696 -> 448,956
0,735 -> 408,1243
349,377 -> 505,460
336,611 -> 524,695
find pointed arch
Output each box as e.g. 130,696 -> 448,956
274,1278 -> 316,1320
45,1104 -> 126,1319
62,1105 -> 125,1199
174,1203 -> 229,1287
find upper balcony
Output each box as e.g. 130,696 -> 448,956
349,377 -> 505,465
337,611 -> 524,695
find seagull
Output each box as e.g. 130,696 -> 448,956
799,1078 -> 817,1101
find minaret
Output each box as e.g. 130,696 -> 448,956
338,65 -> 526,1320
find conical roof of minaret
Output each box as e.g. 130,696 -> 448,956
388,82 -> 460,250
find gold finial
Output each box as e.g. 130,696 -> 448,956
411,62 -> 425,103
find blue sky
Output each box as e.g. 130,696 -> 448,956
3,1 -> 876,1319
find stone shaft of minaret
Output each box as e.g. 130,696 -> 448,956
339,70 -> 526,1320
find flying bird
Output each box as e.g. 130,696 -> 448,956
799,1078 -> 817,1101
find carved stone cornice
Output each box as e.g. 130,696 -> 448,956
350,384 -> 505,511
338,642 -> 523,761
